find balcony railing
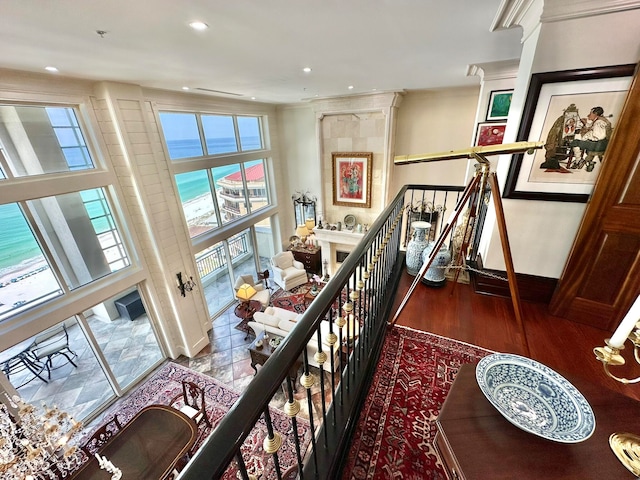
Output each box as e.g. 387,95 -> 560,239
195,234 -> 249,279
179,183 -> 474,479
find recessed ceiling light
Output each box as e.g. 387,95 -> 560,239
189,21 -> 209,31
348,85 -> 354,90
45,66 -> 59,73
303,67 -> 312,73
182,86 -> 190,91
251,97 -> 256,100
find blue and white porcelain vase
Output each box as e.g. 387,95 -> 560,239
405,221 -> 431,276
421,242 -> 452,287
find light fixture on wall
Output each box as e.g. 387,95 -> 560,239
176,272 -> 196,297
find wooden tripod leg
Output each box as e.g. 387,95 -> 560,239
389,174 -> 482,325
487,173 -> 530,356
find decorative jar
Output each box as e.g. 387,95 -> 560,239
405,221 -> 431,276
421,242 -> 452,287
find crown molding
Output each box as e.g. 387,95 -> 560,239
466,59 -> 520,81
541,0 -> 640,23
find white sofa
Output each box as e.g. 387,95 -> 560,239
249,306 -> 339,372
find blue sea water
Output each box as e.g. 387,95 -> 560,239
0,138 -> 256,271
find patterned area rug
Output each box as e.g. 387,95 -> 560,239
270,284 -> 313,314
342,326 -> 493,480
80,363 -> 312,479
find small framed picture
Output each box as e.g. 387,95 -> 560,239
332,152 -> 373,208
486,90 -> 513,121
475,122 -> 507,146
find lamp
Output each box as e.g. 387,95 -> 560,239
0,395 -> 85,479
593,294 -> 640,476
176,272 -> 196,297
295,225 -> 310,243
236,283 -> 257,304
305,218 -> 315,231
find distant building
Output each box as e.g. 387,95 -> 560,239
217,163 -> 267,222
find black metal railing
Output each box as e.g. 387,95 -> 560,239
195,233 -> 249,279
179,183 -> 472,480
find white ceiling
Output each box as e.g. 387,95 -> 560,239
0,1 -> 523,104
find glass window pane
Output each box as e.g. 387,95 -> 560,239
244,159 -> 268,213
0,105 -> 95,176
197,242 -> 234,317
26,188 -> 130,290
237,116 -> 262,151
176,170 -> 218,237
87,287 -> 163,390
0,203 -> 62,321
213,164 -> 247,225
202,115 -> 238,155
255,218 -> 276,275
159,112 -> 203,159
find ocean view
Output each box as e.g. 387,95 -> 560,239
0,137 -> 260,271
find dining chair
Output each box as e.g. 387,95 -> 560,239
169,381 -> 211,429
81,416 -> 122,456
28,324 -> 77,379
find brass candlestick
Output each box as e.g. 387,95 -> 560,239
594,309 -> 640,476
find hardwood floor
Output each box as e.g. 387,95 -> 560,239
392,271 -> 640,402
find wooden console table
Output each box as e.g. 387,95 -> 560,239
435,364 -> 640,479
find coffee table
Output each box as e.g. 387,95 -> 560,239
234,300 -> 262,339
248,332 -> 301,382
303,283 -> 324,305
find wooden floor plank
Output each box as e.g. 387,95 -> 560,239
393,271 -> 640,401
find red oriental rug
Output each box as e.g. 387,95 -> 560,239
270,283 -> 312,314
80,363 -> 311,479
342,326 -> 493,480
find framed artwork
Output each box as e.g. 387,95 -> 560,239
503,64 -> 635,202
332,152 -> 373,208
486,90 -> 513,120
475,122 -> 507,146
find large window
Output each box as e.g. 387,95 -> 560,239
0,102 -> 165,423
0,106 -> 94,176
159,112 -> 270,239
0,104 -> 132,320
159,111 -> 273,318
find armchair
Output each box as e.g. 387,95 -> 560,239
271,251 -> 308,291
234,274 -> 271,308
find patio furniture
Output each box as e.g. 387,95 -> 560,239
28,324 -> 77,379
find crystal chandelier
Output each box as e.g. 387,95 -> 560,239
0,395 -> 84,479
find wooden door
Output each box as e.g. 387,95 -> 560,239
550,63 -> 640,331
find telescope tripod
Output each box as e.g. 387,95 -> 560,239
390,153 -> 530,356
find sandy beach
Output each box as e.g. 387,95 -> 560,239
0,259 -> 61,317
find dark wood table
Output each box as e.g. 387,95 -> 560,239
248,332 -> 301,382
71,405 -> 197,480
434,364 -> 640,479
234,300 -> 262,339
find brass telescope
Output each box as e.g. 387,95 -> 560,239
394,140 -> 545,165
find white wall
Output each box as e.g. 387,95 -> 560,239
392,87 -> 480,193
486,7 -> 640,277
276,104 -> 318,244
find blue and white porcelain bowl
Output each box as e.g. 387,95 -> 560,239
475,353 -> 596,443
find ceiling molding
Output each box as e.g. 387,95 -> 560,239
466,59 -> 520,81
541,0 -> 640,23
491,0 -> 544,43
